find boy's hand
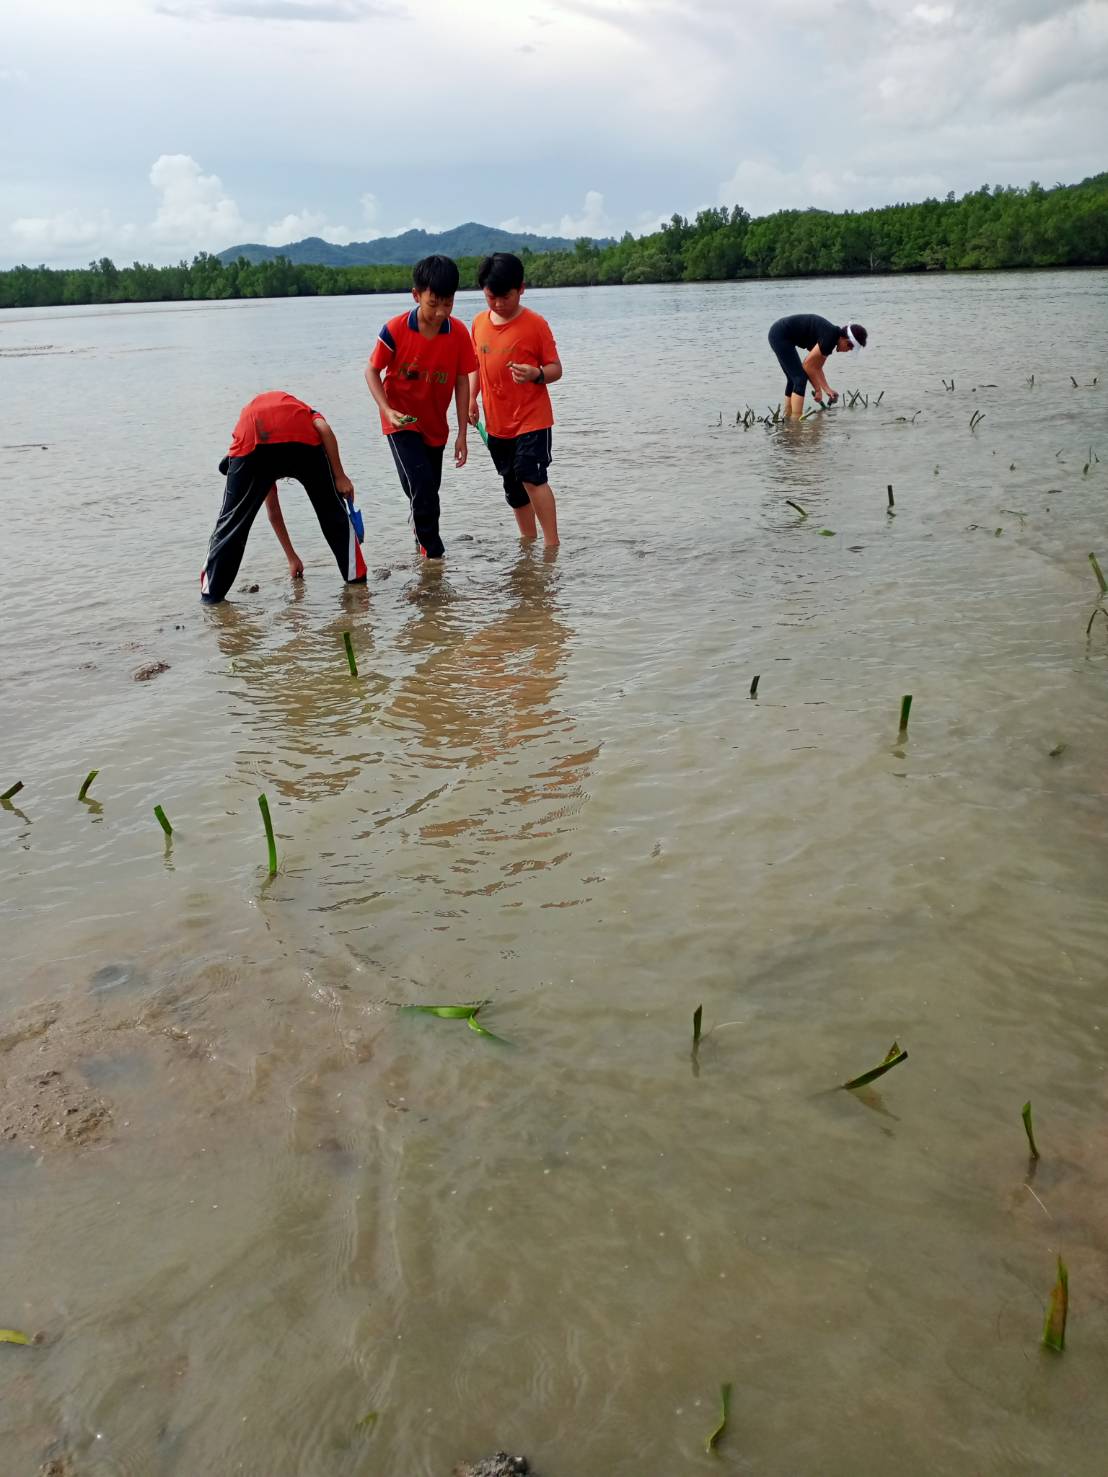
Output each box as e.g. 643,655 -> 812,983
467,403 -> 479,427
287,553 -> 305,579
454,432 -> 468,469
335,473 -> 354,498
826,390 -> 838,404
507,361 -> 540,384
384,407 -> 413,430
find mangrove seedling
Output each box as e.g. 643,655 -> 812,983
258,793 -> 278,877
1070,376 -> 1079,389
342,631 -> 358,677
1087,607 -> 1108,636
153,805 -> 173,836
705,1382 -> 732,1455
843,1042 -> 908,1091
1088,552 -> 1107,594
785,499 -> 809,519
1021,1101 -> 1040,1160
1042,1257 -> 1068,1353
476,419 -> 490,447
875,390 -> 885,406
1,781 -> 24,802
887,484 -> 895,509
693,1004 -> 703,1047
77,770 -> 99,801
898,694 -> 913,734
401,1001 -> 509,1046
749,674 -> 760,698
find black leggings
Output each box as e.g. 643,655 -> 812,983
387,430 -> 446,558
768,321 -> 810,399
200,441 -> 366,602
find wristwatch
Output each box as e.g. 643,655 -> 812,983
535,367 -> 546,385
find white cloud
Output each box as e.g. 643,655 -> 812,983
499,190 -> 611,239
149,154 -> 246,248
156,0 -> 399,20
263,209 -> 352,245
10,209 -> 133,254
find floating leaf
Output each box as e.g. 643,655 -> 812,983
898,694 -> 913,733
819,528 -> 836,537
356,1411 -> 379,1433
1,781 -> 24,802
258,793 -> 278,877
1089,552 -> 1107,594
1022,1101 -> 1040,1160
0,1329 -> 30,1346
1048,743 -> 1067,758
843,1042 -> 908,1091
693,1004 -> 703,1047
153,804 -> 173,836
705,1381 -> 732,1455
1042,1257 -> 1068,1352
749,675 -> 760,699
401,1003 -> 486,1019
77,770 -> 99,801
784,499 -> 808,519
466,1014 -> 511,1045
342,630 -> 358,677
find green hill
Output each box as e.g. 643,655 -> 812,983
217,222 -> 612,267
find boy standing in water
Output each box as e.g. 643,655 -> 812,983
767,314 -> 868,418
364,255 -> 477,560
468,253 -> 562,547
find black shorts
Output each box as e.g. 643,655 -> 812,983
485,428 -> 553,509
768,321 -> 810,398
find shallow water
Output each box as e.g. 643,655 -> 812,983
2,272 -> 1107,1475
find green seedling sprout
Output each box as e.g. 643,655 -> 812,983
705,1382 -> 732,1454
843,1041 -> 908,1091
258,793 -> 278,877
401,1001 -> 509,1046
1021,1101 -> 1040,1160
898,694 -> 913,734
785,499 -> 808,519
342,630 -> 358,677
1,781 -> 24,802
1089,552 -> 1107,594
749,675 -> 760,698
77,770 -> 99,801
1042,1257 -> 1068,1352
153,805 -> 173,836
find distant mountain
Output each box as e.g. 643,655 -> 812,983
217,222 -> 613,267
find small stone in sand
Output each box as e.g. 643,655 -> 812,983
453,1454 -> 532,1477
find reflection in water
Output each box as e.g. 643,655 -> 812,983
209,598 -> 382,801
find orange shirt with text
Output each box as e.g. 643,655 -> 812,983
471,307 -> 558,439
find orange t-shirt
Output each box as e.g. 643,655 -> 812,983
471,307 -> 558,439
228,391 -> 322,456
369,309 -> 478,448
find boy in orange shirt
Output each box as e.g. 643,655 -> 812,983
468,253 -> 562,546
364,255 -> 476,560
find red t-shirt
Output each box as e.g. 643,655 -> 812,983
369,309 -> 478,448
228,391 -> 322,456
471,307 -> 558,439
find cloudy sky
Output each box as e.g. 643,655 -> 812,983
2,0 -> 1106,266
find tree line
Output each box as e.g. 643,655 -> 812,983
3,174 -> 1106,310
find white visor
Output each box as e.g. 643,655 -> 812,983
846,324 -> 865,352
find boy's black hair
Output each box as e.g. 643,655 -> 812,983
477,252 -> 525,294
412,254 -> 459,297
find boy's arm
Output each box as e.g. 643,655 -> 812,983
467,370 -> 480,426
453,375 -> 470,468
801,349 -> 833,400
265,487 -> 304,576
364,362 -> 410,431
312,415 -> 354,497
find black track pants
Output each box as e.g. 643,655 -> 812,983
200,441 -> 366,602
387,431 -> 446,559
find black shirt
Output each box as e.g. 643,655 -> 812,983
775,314 -> 842,355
